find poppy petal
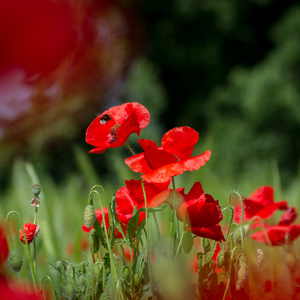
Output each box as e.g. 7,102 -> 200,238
162,126 -> 199,160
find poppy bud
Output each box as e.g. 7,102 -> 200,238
65,282 -> 75,300
257,249 -> 264,268
93,265 -> 101,283
217,250 -> 226,268
236,255 -> 249,291
285,253 -> 297,272
83,205 -> 96,228
8,249 -> 23,272
182,232 -> 194,254
89,229 -> 99,254
79,274 -> 87,286
32,184 -> 41,197
233,226 -> 246,246
56,260 -> 63,272
123,266 -> 129,278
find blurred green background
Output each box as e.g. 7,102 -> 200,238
1,0 -> 300,187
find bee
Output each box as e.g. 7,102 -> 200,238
100,114 -> 111,124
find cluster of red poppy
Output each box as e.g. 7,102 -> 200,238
84,102 -> 224,241
234,186 -> 300,246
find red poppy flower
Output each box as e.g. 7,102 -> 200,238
177,182 -> 225,242
234,186 -> 288,224
86,102 -> 150,154
0,275 -> 39,300
278,207 -> 298,225
115,179 -> 184,215
125,127 -> 211,183
251,223 -> 300,246
19,223 -> 40,244
0,225 -> 9,267
82,207 -> 145,238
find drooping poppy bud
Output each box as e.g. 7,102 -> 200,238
285,253 -> 297,272
19,223 -> 40,244
257,249 -> 264,268
233,226 -> 246,246
64,282 -> 75,300
89,229 -> 99,254
236,255 -> 249,291
8,249 -> 23,272
83,205 -> 96,228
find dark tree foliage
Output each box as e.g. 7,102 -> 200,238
138,0 -> 300,180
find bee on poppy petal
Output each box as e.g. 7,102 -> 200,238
100,114 -> 111,124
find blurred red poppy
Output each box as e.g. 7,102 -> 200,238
19,223 -> 40,244
278,207 -> 298,225
0,275 -> 38,300
251,223 -> 300,246
234,186 -> 288,224
115,179 -> 184,214
177,182 -> 225,242
125,126 -> 211,183
86,102 -> 150,154
0,225 -> 9,268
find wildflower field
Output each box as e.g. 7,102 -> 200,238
1,102 -> 300,300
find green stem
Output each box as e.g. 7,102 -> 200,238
221,206 -> 234,251
140,178 -> 155,300
152,213 -> 161,242
175,229 -> 185,257
125,141 -> 154,300
85,262 -> 102,300
5,211 -> 39,293
41,276 -> 57,300
89,189 -> 124,300
169,177 -> 177,237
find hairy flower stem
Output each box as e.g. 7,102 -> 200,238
140,178 -> 155,300
42,276 -> 56,300
6,211 -> 39,293
125,141 -> 155,300
33,207 -> 39,276
88,189 -> 124,300
169,177 -> 177,238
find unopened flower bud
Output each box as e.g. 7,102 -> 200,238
93,265 -> 101,282
8,249 -> 23,272
123,266 -> 129,278
217,251 -> 226,268
83,205 -> 96,228
257,249 -> 264,268
236,255 -> 249,291
32,184 -> 41,197
285,253 -> 297,272
56,260 -> 63,272
233,226 -> 246,246
65,282 -> 75,300
89,229 -> 99,254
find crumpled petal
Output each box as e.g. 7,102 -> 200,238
185,225 -> 225,242
161,126 -> 199,160
141,150 -> 211,183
